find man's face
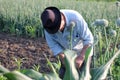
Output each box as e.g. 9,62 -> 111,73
59,13 -> 66,32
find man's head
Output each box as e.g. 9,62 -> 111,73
41,7 -> 61,34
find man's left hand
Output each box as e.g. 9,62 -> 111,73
75,54 -> 85,68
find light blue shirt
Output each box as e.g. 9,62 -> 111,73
44,10 -> 93,56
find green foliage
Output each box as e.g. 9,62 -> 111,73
32,64 -> 41,72
88,0 -> 118,1
63,50 -> 79,80
14,58 -> 24,71
20,69 -> 43,80
91,50 -> 120,80
111,56 -> 120,79
0,75 -> 7,80
0,0 -> 44,37
4,71 -> 32,80
0,65 -> 10,73
25,26 -> 36,38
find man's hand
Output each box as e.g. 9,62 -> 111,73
75,54 -> 85,68
59,53 -> 65,65
75,44 -> 91,68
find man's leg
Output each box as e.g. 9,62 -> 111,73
58,53 -> 66,79
59,62 -> 66,79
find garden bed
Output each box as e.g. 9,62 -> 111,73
0,32 -> 57,73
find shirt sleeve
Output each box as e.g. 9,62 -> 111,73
77,15 -> 94,46
44,31 -> 64,56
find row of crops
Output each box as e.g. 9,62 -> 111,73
0,0 -> 120,38
0,0 -> 120,80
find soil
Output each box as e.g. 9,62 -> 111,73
0,33 -> 57,73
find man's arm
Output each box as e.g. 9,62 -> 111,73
75,14 -> 93,68
75,44 -> 91,68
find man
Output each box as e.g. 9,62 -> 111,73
40,6 -> 93,79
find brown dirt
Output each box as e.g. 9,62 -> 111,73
0,33 -> 57,73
